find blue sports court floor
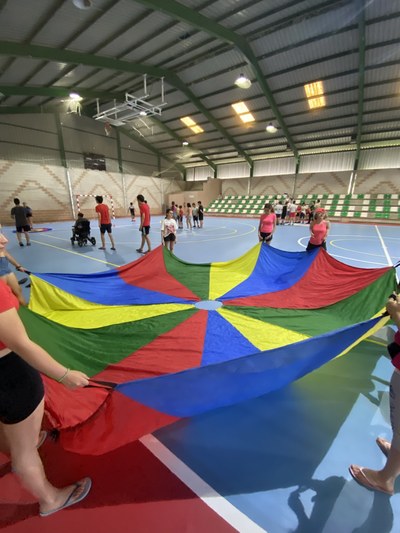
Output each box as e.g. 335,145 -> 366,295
2,216 -> 400,533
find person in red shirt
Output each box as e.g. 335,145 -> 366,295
0,266 -> 91,515
136,194 -> 151,254
95,195 -> 116,251
349,293 -> 400,495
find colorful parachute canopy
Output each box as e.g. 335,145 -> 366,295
21,244 -> 396,455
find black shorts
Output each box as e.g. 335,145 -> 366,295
141,226 -> 150,235
164,234 -> 176,242
16,225 -> 31,233
260,232 -> 273,242
100,223 -> 112,234
0,351 -> 44,424
306,241 -> 326,251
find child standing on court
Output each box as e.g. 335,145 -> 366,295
95,195 -> 116,251
258,203 -> 277,245
161,209 -> 178,253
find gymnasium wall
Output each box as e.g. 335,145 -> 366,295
0,113 -> 184,224
220,168 -> 400,198
1,112 -> 399,224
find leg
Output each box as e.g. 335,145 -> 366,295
144,234 -> 151,252
137,232 -> 145,252
349,370 -> 400,494
16,231 -> 23,246
3,400 -> 91,515
107,230 -> 116,249
100,230 -> 106,248
24,230 -> 31,245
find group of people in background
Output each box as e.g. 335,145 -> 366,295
272,198 -> 321,226
160,200 -> 204,253
169,201 -> 204,231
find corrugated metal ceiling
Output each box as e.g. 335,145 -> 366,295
0,0 -> 399,171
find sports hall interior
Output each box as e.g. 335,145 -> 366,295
0,1 -> 400,532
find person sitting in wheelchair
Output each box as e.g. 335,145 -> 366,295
71,213 -> 95,246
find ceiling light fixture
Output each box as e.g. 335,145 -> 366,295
72,0 -> 92,9
182,141 -> 189,146
69,92 -> 83,101
234,74 -> 251,89
139,110 -> 147,116
266,123 -> 277,133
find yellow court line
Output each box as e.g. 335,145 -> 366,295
28,239 -> 119,267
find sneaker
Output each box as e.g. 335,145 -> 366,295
18,278 -> 28,285
26,242 -> 31,246
98,247 -> 106,250
111,247 -> 116,251
19,242 -> 24,247
136,248 -> 143,253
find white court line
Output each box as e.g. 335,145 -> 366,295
328,239 -> 386,258
297,236 -> 391,266
374,226 -> 398,282
140,434 -> 267,533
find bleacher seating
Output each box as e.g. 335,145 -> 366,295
206,193 -> 400,222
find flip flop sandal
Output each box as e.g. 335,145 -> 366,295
40,477 -> 92,517
37,431 -> 48,449
349,465 -> 393,495
376,437 -> 390,458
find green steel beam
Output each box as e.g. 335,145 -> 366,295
354,0 -> 366,172
133,0 -> 298,158
0,41 -> 163,76
0,40 -> 250,165
0,85 -> 124,101
119,128 -> 185,175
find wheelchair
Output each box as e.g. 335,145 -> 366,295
71,220 -> 96,247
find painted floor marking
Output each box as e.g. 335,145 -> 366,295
140,434 -> 267,533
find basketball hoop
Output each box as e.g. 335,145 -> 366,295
67,101 -> 82,116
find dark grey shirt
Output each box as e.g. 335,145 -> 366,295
11,205 -> 28,226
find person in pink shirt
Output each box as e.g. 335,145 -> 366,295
306,209 -> 330,251
258,203 -> 277,245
